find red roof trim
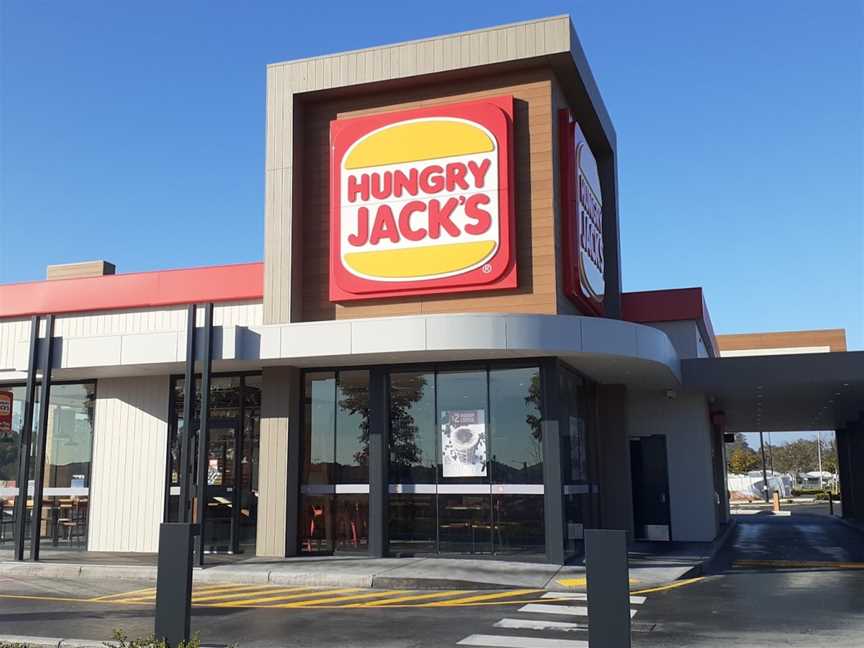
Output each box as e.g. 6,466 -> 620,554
622,287 -> 718,358
0,262 -> 264,319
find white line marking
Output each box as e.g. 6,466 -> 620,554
518,603 -> 638,618
457,634 -> 588,648
542,592 -> 646,604
493,618 -> 586,632
517,603 -> 587,616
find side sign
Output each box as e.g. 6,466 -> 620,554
329,97 -> 516,301
559,110 -> 605,315
0,391 -> 12,437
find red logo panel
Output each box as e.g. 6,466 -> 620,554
329,97 -> 516,302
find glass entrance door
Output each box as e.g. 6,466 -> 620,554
166,374 -> 260,555
387,365 -> 545,557
201,419 -> 241,553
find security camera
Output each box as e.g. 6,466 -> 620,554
665,390 -> 677,400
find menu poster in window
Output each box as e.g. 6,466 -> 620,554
441,409 -> 487,477
0,391 -> 12,437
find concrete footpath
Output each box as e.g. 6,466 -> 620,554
0,523 -> 734,592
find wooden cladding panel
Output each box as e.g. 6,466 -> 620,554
717,330 -> 847,353
296,68 -> 558,322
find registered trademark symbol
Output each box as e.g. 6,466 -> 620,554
482,263 -> 492,274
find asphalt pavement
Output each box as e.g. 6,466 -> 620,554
1,509 -> 863,647
634,511 -> 864,648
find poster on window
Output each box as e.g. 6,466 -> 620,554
0,391 -> 12,438
441,409 -> 487,477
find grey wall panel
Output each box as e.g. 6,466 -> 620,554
256,366 -> 299,556
627,390 -> 718,542
88,376 -> 170,552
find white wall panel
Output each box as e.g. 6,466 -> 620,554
88,376 -> 170,552
0,302 -> 262,375
0,318 -> 30,371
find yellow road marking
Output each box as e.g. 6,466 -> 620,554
91,586 -> 156,601
120,583 -> 276,603
192,586 -> 306,603
350,589 -> 472,607
215,588 -> 360,607
425,589 -> 541,606
281,589 -> 405,607
735,559 -> 864,570
631,577 -> 705,595
191,583 -> 275,596
557,577 -> 640,588
0,593 -> 107,604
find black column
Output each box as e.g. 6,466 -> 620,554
178,305 -> 197,523
836,428 -> 853,519
540,358 -> 565,565
194,303 -> 214,565
29,314 -> 55,561
598,150 -> 622,319
284,368 -> 302,557
13,315 -> 40,561
849,420 -> 864,523
368,367 -> 389,558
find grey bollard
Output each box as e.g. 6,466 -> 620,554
155,523 -> 197,647
586,529 -> 631,648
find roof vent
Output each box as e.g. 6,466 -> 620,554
46,260 -> 116,281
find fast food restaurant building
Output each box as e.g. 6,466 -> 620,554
1,16 -> 860,564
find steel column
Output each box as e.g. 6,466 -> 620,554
194,303 -> 214,565
29,315 -> 55,561
368,367 -> 389,558
12,316 -> 40,561
178,305 -> 197,523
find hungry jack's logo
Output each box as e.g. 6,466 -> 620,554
559,110 -> 605,315
329,97 -> 516,301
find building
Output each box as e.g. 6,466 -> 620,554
0,16 -> 861,564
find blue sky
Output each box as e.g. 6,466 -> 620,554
1,1 -> 862,350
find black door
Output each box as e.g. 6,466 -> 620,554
630,435 -> 671,541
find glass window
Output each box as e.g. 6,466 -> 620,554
300,370 -> 370,555
493,494 -> 544,555
0,383 -> 95,551
489,367 -> 543,484
437,370 -> 489,484
303,372 -> 335,485
388,372 -> 436,484
437,370 -> 490,554
388,372 -> 436,554
336,370 -> 369,484
559,365 -> 598,556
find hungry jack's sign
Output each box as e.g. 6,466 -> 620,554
329,97 -> 516,301
559,110 -> 605,315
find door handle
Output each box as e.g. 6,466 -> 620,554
659,493 -> 667,504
